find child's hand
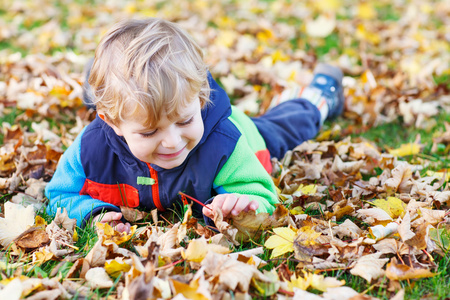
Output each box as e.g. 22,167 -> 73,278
203,194 -> 259,219
93,212 -> 131,233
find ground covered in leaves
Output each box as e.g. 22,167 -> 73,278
0,0 -> 450,299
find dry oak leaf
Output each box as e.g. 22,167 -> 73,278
322,287 -> 361,300
356,208 -> 392,224
182,236 -> 231,263
398,212 -> 415,243
350,253 -> 389,282
419,208 -> 446,226
331,155 -> 364,175
373,239 -> 412,256
385,257 -> 435,281
85,237 -> 107,267
333,219 -> 363,240
14,227 -> 50,252
201,251 -> 271,293
231,204 -> 289,242
53,207 -> 76,234
292,288 -> 323,300
85,267 -> 114,289
120,206 -> 150,222
384,162 -> 413,194
213,208 -> 239,246
0,202 -> 35,247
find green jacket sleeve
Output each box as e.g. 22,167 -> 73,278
212,133 -> 279,214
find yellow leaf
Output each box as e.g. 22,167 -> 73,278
33,248 -> 55,264
426,170 -> 450,181
388,143 -> 420,157
171,279 -> 209,300
105,258 -> 131,278
256,29 -> 274,44
371,197 -> 406,218
295,184 -> 318,195
182,237 -> 231,263
287,273 -> 311,291
315,0 -> 341,12
264,227 -> 296,258
290,207 -> 304,215
34,216 -> 47,229
215,30 -> 237,48
73,228 -> 78,242
308,272 -> 345,292
357,2 -> 377,19
96,222 -> 136,245
271,50 -> 289,63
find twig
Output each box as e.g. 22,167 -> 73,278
178,191 -> 212,211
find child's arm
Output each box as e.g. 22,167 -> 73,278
205,133 -> 279,219
45,128 -> 121,228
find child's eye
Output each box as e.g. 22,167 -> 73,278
140,130 -> 157,137
177,117 -> 194,126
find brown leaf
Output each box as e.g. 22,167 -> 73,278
14,227 -> 50,252
201,251 -> 270,292
53,207 -> 77,234
66,258 -> 90,279
85,237 -> 107,267
231,204 -> 289,241
386,257 -> 435,281
350,253 -> 389,282
120,206 -> 150,222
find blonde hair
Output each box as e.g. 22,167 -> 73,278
88,18 -> 211,127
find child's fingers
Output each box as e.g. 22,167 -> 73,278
220,194 -> 239,216
203,204 -> 214,218
115,222 -> 131,233
247,200 -> 259,212
95,212 -> 123,223
231,195 -> 250,216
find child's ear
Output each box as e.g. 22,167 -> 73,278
97,112 -> 123,136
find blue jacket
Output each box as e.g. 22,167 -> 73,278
46,75 -> 304,227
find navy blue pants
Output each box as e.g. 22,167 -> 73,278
252,98 -> 321,159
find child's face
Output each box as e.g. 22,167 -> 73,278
108,98 -> 204,169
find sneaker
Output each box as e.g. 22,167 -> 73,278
310,63 -> 344,119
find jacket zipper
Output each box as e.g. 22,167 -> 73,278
146,163 -> 165,211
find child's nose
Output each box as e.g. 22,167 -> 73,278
161,128 -> 182,148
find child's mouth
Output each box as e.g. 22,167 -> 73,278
157,146 -> 186,159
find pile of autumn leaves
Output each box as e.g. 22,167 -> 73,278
0,136 -> 449,299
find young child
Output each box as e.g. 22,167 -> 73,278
45,18 -> 344,232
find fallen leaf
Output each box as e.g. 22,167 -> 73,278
201,251 -> 270,292
264,227 -> 296,258
385,258 -> 435,281
0,202 -> 35,247
104,257 -> 131,279
371,197 -> 406,218
398,212 -> 415,242
182,237 -> 231,263
14,227 -> 50,252
350,253 -> 389,282
388,143 -> 420,157
85,267 -> 114,289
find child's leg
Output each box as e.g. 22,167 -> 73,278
252,64 -> 344,159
